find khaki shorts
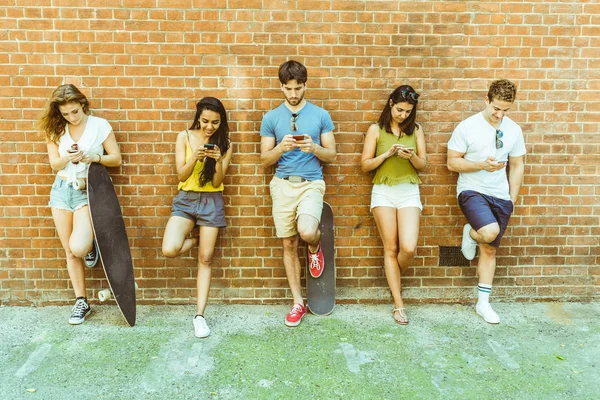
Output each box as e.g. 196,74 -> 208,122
269,176 -> 325,238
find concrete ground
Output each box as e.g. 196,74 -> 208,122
0,302 -> 598,400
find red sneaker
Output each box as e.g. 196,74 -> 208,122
285,303 -> 306,327
308,243 -> 324,278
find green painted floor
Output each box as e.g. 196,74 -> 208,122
1,302 -> 598,399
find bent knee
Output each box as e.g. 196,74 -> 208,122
162,245 -> 180,258
69,242 -> 91,259
399,246 -> 416,259
297,227 -> 318,243
480,232 -> 499,244
478,227 -> 500,244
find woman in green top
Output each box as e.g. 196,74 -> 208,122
361,85 -> 427,325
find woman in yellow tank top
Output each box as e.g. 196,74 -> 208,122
162,97 -> 233,338
360,85 -> 427,325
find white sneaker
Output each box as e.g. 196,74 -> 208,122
193,315 -> 210,338
461,224 -> 477,261
476,303 -> 500,324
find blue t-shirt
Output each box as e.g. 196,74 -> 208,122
260,102 -> 335,181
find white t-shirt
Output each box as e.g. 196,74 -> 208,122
448,112 -> 526,200
57,115 -> 112,183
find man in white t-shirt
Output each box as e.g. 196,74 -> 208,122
447,79 -> 526,324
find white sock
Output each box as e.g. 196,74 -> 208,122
477,284 -> 492,305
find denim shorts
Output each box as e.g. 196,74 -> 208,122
48,176 -> 89,212
458,190 -> 513,247
171,190 -> 226,228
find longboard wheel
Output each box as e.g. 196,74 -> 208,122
98,282 -> 138,302
98,289 -> 111,302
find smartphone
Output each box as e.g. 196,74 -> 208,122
403,147 -> 415,152
204,143 -> 215,149
292,135 -> 304,141
68,144 -> 80,164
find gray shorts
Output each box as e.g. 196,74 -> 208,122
171,190 -> 226,228
48,176 -> 89,212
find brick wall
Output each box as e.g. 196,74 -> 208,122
1,1 -> 598,306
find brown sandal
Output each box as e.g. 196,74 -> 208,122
392,307 -> 409,325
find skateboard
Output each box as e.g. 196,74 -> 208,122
87,162 -> 136,327
306,202 -> 335,315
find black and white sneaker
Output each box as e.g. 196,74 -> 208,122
68,297 -> 91,325
84,240 -> 99,268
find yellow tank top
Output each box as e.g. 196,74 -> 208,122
372,127 -> 421,186
177,132 -> 224,192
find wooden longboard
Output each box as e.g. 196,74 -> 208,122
306,202 -> 335,316
87,163 -> 136,327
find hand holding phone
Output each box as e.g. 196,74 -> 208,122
396,145 -> 415,159
67,144 -> 81,164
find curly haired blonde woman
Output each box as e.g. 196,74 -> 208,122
39,84 -> 121,325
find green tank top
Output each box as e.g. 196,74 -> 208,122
372,127 -> 421,186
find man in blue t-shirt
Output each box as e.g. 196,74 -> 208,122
260,60 -> 337,327
447,79 -> 526,325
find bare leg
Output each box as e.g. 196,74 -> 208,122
373,207 -> 404,320
196,226 -> 220,316
162,216 -> 197,257
470,222 -> 500,246
282,235 -> 304,305
396,207 -> 421,273
470,223 -> 500,285
52,208 -> 86,297
297,214 -> 320,252
477,243 -> 497,285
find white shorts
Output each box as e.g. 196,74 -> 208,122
370,183 -> 422,211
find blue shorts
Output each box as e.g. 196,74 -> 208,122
171,190 -> 226,228
457,190 -> 513,247
48,177 -> 89,212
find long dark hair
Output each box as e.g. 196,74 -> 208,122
37,84 -> 90,143
378,85 -> 420,136
189,97 -> 230,187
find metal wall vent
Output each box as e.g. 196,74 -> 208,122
438,246 -> 470,267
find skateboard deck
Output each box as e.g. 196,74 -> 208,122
87,163 -> 136,327
306,202 -> 335,315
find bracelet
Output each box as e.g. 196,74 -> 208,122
97,154 -> 102,163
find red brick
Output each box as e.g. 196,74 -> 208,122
0,1 -> 596,306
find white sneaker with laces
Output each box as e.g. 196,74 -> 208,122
461,224 -> 478,261
193,315 -> 210,338
476,303 -> 500,324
